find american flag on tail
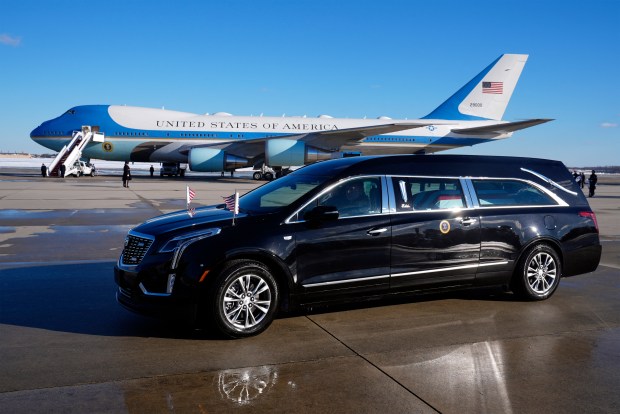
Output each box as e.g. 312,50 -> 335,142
482,81 -> 503,94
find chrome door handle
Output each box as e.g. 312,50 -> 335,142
460,217 -> 477,226
367,228 -> 388,236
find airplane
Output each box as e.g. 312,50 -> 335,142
30,54 -> 551,177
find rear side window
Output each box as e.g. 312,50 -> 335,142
472,179 -> 557,207
392,177 -> 465,211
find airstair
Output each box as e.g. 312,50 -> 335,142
48,126 -> 104,176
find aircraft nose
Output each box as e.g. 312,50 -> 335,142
30,125 -> 43,138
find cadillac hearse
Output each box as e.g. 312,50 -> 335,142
115,155 -> 601,337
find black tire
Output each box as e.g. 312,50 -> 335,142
253,171 -> 262,180
263,172 -> 274,181
211,260 -> 279,338
512,244 -> 561,300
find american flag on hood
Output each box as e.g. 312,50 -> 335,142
223,192 -> 239,215
186,186 -> 196,205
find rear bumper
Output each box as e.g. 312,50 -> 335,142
563,243 -> 602,277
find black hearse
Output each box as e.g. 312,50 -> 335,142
115,155 -> 601,337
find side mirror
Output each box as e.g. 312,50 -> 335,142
304,205 -> 339,222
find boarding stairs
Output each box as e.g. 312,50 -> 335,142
48,126 -> 104,177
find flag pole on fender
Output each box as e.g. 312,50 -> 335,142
223,191 -> 239,225
186,185 -> 196,217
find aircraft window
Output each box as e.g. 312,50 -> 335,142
392,177 -> 465,211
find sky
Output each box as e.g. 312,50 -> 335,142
1,0 -> 618,167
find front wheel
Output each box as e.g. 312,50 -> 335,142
512,244 -> 561,300
211,260 -> 279,338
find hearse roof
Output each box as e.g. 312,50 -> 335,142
300,154 -> 567,179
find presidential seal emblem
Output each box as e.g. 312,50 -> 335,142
439,220 -> 450,234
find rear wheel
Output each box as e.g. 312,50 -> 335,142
211,260 -> 279,338
512,244 -> 561,300
253,171 -> 263,180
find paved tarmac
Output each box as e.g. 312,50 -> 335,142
1,169 -> 619,413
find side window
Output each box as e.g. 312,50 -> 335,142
472,179 -> 557,207
299,177 -> 382,219
392,177 -> 465,211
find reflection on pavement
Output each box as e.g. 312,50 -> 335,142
217,365 -> 279,405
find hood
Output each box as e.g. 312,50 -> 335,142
132,205 -> 245,237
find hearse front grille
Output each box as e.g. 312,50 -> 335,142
121,234 -> 154,266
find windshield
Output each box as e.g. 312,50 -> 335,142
239,174 -> 328,214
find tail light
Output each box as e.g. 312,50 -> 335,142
579,211 -> 599,232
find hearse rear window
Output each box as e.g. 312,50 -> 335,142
472,179 -> 557,207
392,177 -> 465,211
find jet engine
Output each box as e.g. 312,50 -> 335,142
188,148 -> 248,172
265,139 -> 332,166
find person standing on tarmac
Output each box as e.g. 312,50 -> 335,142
588,170 -> 598,197
60,164 -> 66,178
41,163 -> 47,177
149,165 -> 154,177
122,161 -> 131,188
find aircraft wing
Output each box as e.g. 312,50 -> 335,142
451,119 -> 553,135
300,122 -> 438,149
179,122 -> 435,157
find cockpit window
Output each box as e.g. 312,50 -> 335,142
64,110 -> 76,115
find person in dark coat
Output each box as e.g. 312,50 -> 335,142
41,163 -> 47,177
149,165 -> 154,177
60,164 -> 66,178
580,172 -> 586,188
122,161 -> 131,188
588,170 -> 598,197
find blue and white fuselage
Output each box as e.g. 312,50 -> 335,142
30,54 -> 551,172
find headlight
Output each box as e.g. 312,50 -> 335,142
159,228 -> 221,253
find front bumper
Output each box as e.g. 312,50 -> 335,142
114,265 -> 198,321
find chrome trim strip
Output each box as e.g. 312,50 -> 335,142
128,230 -> 156,241
520,168 -> 578,196
139,282 -> 171,297
302,274 -> 389,288
386,175 -> 397,213
380,175 -> 391,213
461,178 -> 479,208
391,261 -> 509,278
302,261 -> 510,287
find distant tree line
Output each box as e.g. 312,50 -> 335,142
569,166 -> 620,174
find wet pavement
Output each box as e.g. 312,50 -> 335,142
1,171 -> 619,413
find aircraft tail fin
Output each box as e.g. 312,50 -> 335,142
422,54 -> 528,121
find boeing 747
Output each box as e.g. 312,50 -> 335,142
30,54 -> 550,176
